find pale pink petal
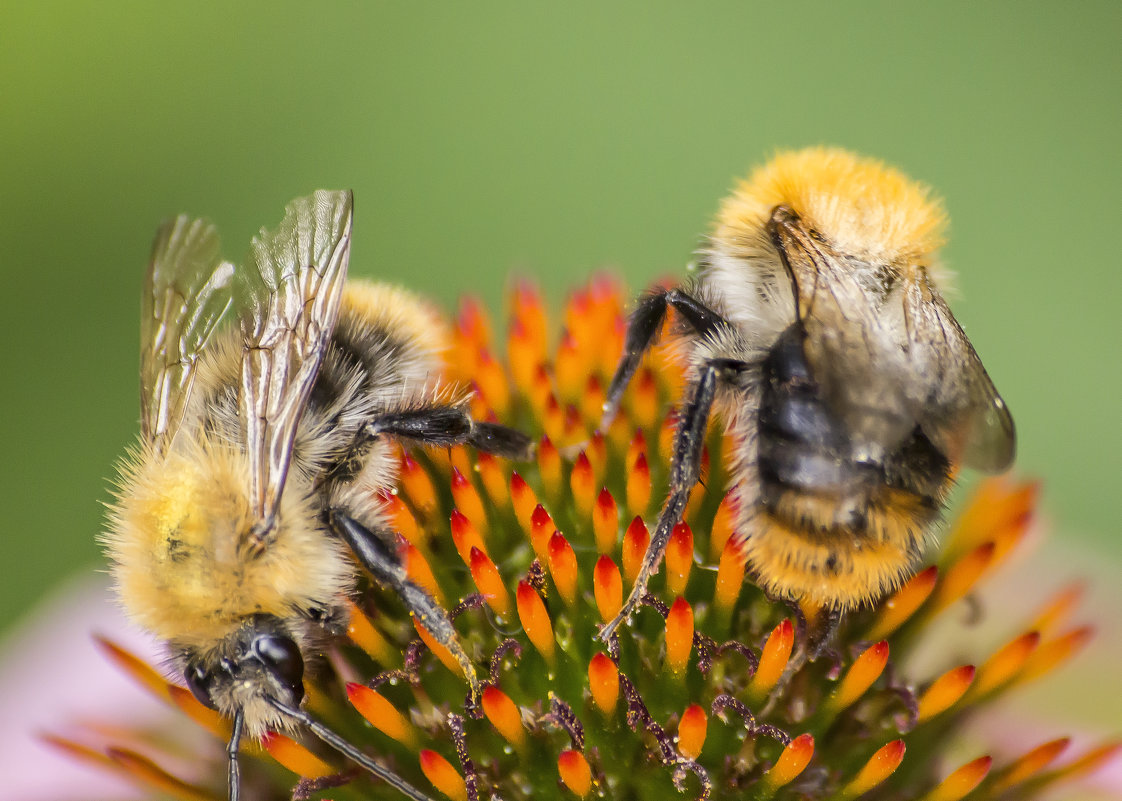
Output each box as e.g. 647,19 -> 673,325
0,574 -> 176,801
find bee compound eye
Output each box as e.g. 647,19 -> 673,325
183,661 -> 218,710
251,634 -> 305,702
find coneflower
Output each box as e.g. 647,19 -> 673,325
51,277 -> 1117,800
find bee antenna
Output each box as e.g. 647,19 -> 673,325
227,708 -> 244,801
266,696 -> 435,801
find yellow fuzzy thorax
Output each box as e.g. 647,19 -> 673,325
714,147 -> 947,268
343,280 -> 451,363
106,437 -> 353,649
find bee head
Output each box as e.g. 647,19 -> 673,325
713,147 -> 947,274
182,615 -> 306,729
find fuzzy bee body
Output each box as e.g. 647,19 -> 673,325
112,280 -> 450,725
105,192 -> 531,801
600,148 -> 1014,639
725,311 -> 951,609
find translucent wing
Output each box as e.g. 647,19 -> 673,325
901,278 -> 1015,472
238,190 -> 354,534
771,206 -> 1014,471
771,209 -> 920,454
140,216 -> 235,449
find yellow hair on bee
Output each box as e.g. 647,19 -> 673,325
743,521 -> 911,611
342,280 -> 451,367
739,489 -> 932,610
105,436 -> 353,649
715,147 -> 947,270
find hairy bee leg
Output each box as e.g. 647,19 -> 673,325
226,708 -> 243,801
329,510 -> 481,700
797,598 -> 842,660
603,288 -> 728,425
773,600 -> 844,690
467,420 -> 536,460
599,357 -> 750,642
365,405 -> 534,460
267,697 -> 435,801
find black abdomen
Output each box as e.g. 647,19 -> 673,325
757,323 -> 949,533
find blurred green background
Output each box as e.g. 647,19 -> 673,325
1,0 -> 1119,649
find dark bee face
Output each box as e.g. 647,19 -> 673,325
182,615 -> 306,712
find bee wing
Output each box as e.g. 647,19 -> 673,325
141,216 -> 236,449
775,215 -> 920,452
773,208 -> 1014,471
238,190 -> 354,530
902,279 -> 1015,473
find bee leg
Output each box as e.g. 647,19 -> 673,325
604,287 -> 728,425
328,510 -> 482,702
364,404 -> 534,460
777,599 -> 843,685
599,356 -> 750,642
266,696 -> 436,801
797,598 -> 842,661
226,708 -> 243,801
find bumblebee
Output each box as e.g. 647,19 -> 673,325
104,191 -> 532,800
599,148 -> 1014,640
